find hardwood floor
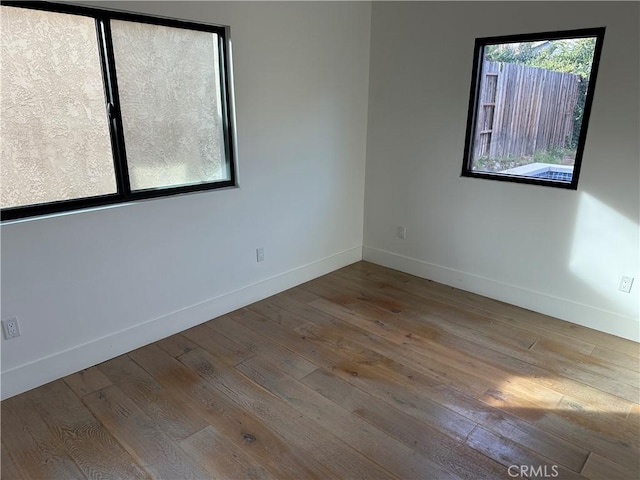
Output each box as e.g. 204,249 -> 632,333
2,261 -> 639,479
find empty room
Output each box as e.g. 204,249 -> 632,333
1,1 -> 638,479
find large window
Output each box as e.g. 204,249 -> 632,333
461,28 -> 605,189
1,2 -> 236,220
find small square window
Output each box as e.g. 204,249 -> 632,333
461,28 -> 605,189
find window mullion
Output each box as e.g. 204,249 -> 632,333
218,31 -> 236,184
96,17 -> 132,198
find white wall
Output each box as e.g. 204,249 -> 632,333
0,1 -> 371,399
363,2 -> 639,341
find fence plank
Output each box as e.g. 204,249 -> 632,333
478,61 -> 579,162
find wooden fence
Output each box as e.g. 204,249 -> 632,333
474,61 -> 580,161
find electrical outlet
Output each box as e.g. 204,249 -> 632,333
618,276 -> 634,293
256,247 -> 265,263
2,317 -> 21,340
397,226 -> 407,240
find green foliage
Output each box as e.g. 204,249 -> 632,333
532,148 -> 570,164
529,38 -> 596,77
485,38 -> 596,77
485,42 -> 535,65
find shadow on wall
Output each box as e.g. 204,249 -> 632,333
569,191 -> 639,320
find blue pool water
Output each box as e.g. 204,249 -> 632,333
531,170 -> 573,182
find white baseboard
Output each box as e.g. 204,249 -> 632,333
1,246 -> 363,400
363,246 -> 639,342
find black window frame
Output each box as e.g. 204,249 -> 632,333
460,27 -> 606,190
1,1 -> 237,221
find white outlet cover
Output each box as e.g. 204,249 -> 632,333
2,317 -> 21,339
619,276 -> 634,293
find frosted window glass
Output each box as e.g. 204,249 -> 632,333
111,20 -> 228,191
0,6 -> 117,209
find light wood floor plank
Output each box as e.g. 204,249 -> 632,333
178,346 -> 398,480
244,294 -> 640,473
301,290 -> 637,442
2,396 -> 86,480
236,355 -> 461,479
156,333 -> 198,358
248,307 -> 591,474
300,276 -> 637,411
581,452 -> 639,480
590,345 -> 640,373
314,271 -> 640,403
21,380 -> 149,480
97,354 -> 209,442
347,262 -> 637,358
82,384 -> 209,479
2,261 -> 638,480
301,368 -> 507,480
63,366 -> 112,398
181,322 -> 256,366
1,442 -> 22,480
179,425 -> 276,480
211,313 -> 318,379
259,293 -> 566,412
465,426 -> 588,479
130,342 -> 334,480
